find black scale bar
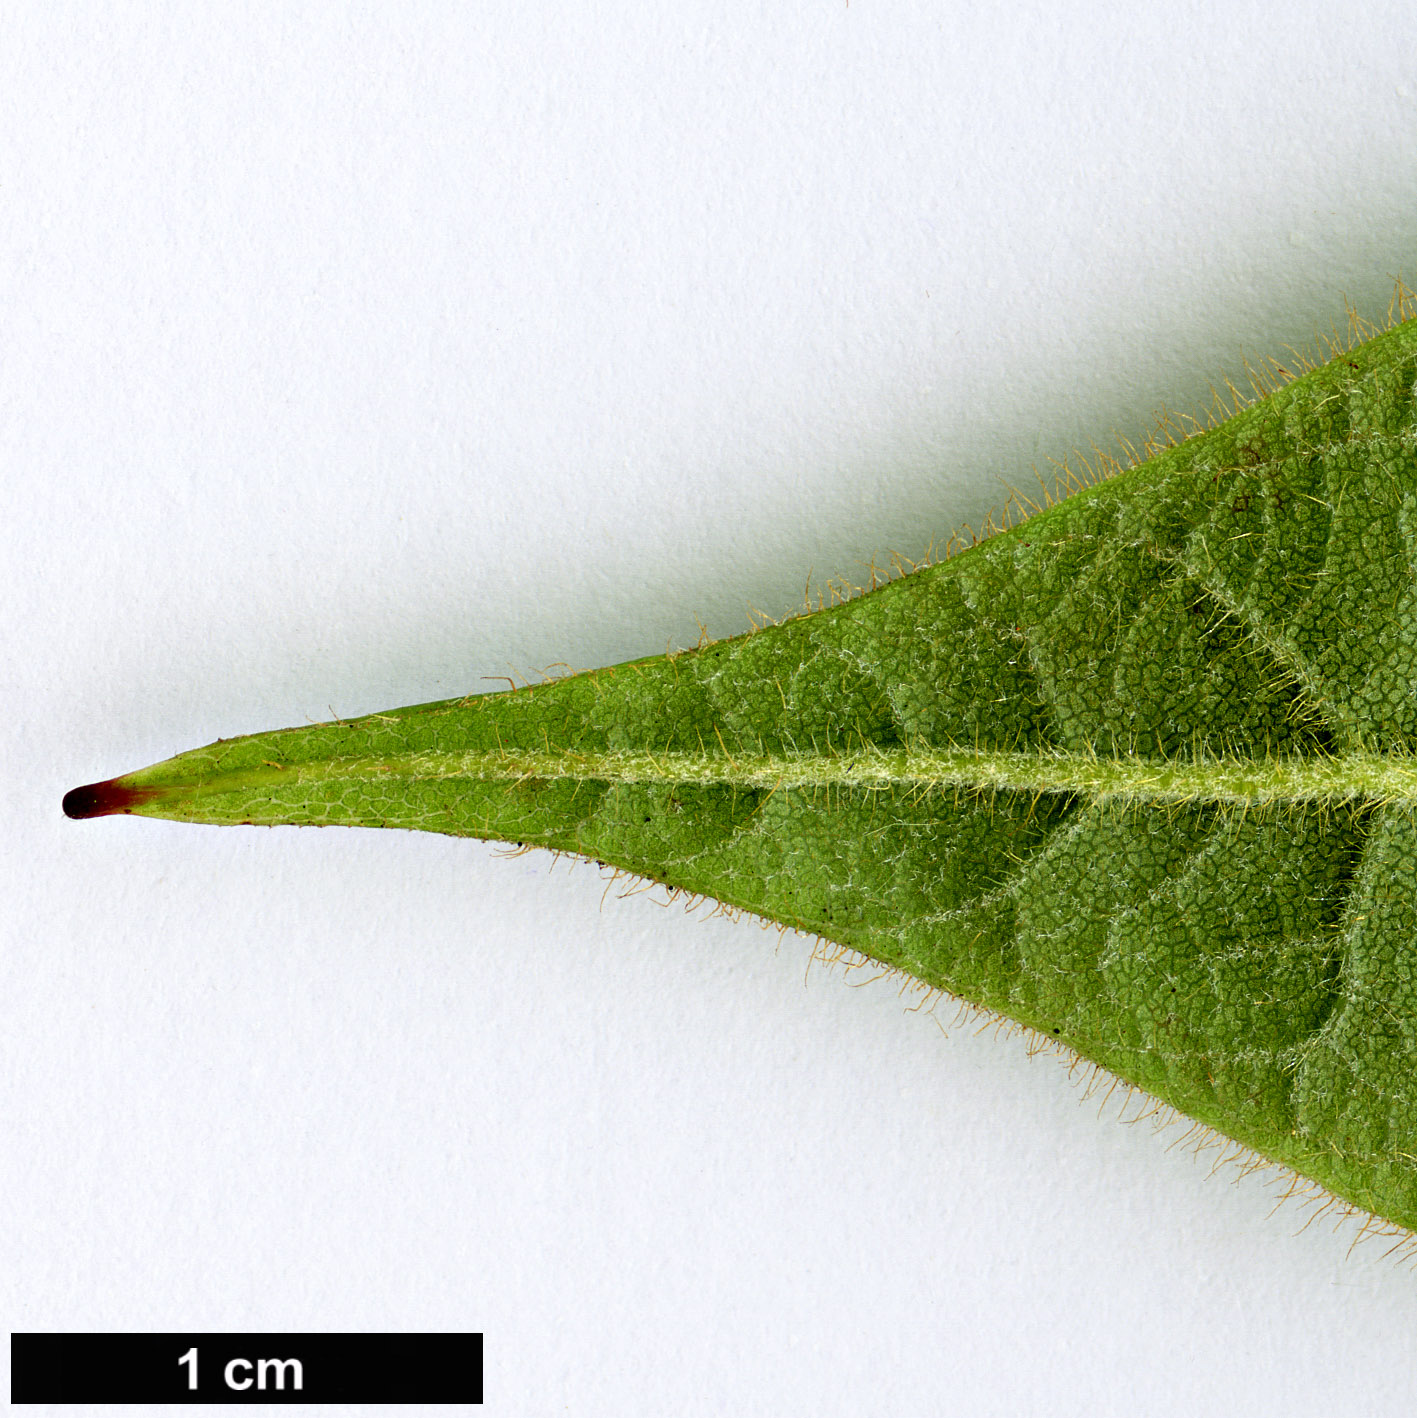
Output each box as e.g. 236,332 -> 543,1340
11,1333 -> 482,1405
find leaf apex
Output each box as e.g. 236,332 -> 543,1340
62,777 -> 163,820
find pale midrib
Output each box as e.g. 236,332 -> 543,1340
182,746 -> 1417,806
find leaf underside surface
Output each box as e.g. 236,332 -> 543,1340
71,317 -> 1417,1235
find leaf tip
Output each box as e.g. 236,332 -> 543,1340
62,777 -> 160,820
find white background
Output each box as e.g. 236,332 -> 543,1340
7,2 -> 1417,1413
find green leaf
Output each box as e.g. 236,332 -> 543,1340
65,313 -> 1417,1237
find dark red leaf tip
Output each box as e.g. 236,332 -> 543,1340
62,778 -> 160,819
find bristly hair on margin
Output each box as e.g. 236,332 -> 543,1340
776,278 -> 1417,630
541,848 -> 1417,1264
